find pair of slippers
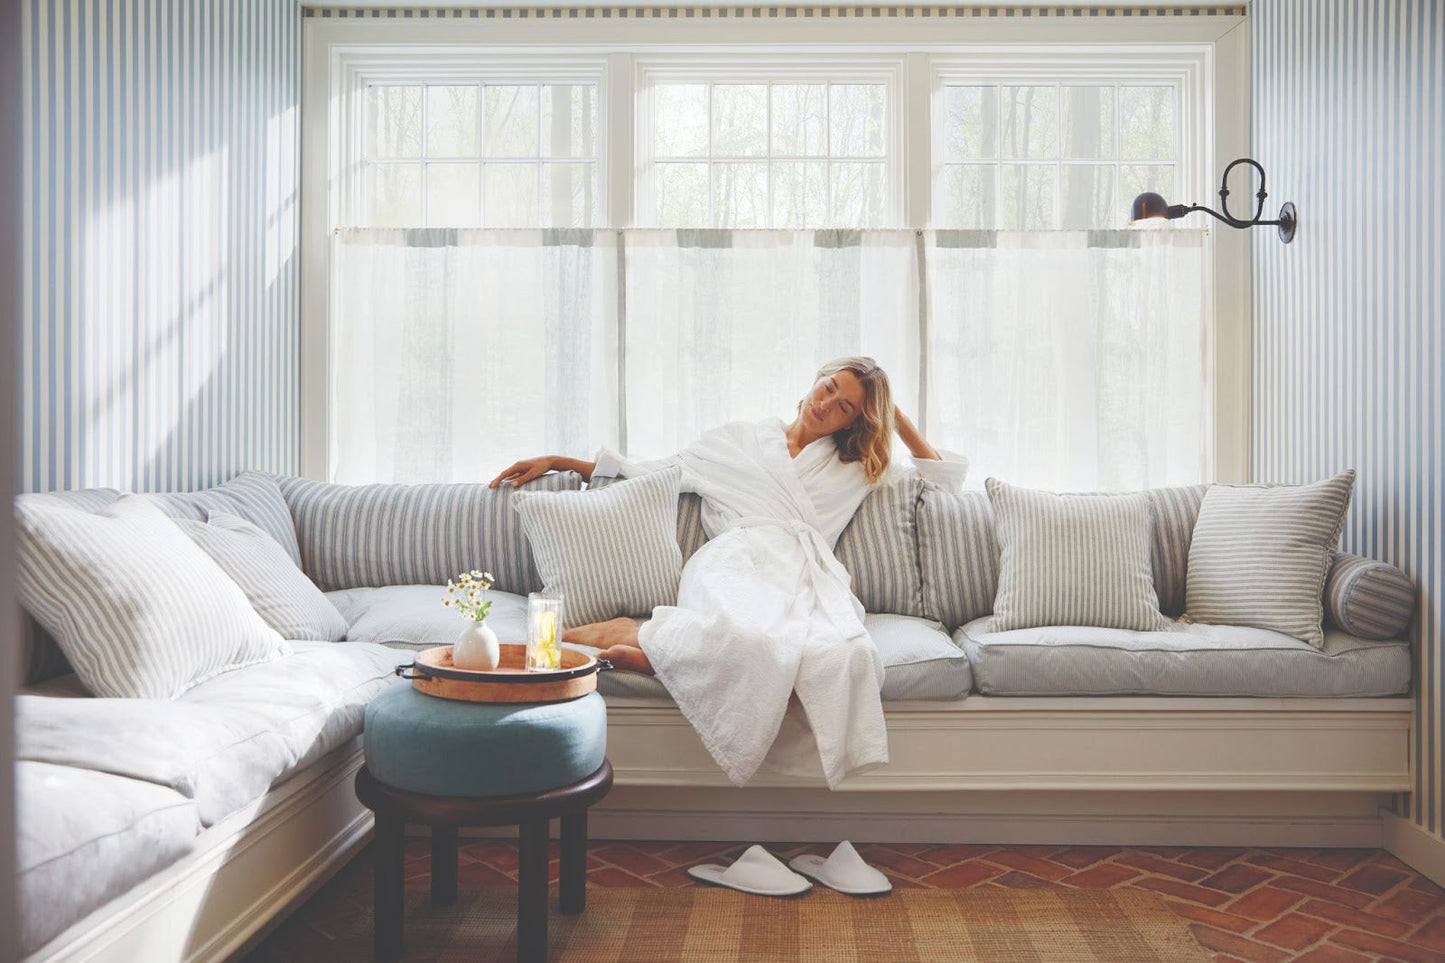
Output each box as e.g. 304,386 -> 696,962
687,841 -> 891,897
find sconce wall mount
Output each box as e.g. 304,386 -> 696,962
1130,157 -> 1297,243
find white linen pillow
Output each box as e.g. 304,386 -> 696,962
1184,471 -> 1356,649
511,469 -> 684,628
175,512 -> 349,642
15,494 -> 290,699
986,478 -> 1171,633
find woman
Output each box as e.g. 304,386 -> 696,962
490,358 -> 966,787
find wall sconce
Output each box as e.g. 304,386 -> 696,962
1129,157 -> 1297,243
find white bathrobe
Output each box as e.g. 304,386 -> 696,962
594,418 -> 966,788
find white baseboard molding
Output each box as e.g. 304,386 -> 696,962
1382,811 -> 1445,888
586,808 -> 1385,848
460,787 -> 1391,848
585,795 -> 1387,848
27,740 -> 374,963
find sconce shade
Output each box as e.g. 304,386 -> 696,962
1129,191 -> 1172,224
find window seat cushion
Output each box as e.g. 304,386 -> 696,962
17,641 -> 404,826
957,617 -> 1410,697
17,761 -> 199,956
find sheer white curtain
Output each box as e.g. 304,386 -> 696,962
329,227 -> 1208,489
622,230 -> 920,458
924,229 -> 1207,491
331,229 -> 619,483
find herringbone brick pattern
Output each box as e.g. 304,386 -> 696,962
259,841 -> 1445,962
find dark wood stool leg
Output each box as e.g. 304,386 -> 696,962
374,813 -> 406,962
431,823 -> 458,906
517,818 -> 550,963
559,809 -> 587,915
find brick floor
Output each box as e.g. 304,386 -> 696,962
253,842 -> 1445,961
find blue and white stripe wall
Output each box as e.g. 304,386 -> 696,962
20,0 -> 302,495
1252,0 -> 1444,860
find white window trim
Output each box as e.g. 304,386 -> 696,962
301,15 -> 1249,483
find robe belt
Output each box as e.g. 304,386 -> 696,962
726,516 -> 836,571
723,516 -> 863,625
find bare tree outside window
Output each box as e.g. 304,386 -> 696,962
937,82 -> 1178,230
647,79 -> 892,228
361,80 -> 599,228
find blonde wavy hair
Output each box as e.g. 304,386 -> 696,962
812,356 -> 895,483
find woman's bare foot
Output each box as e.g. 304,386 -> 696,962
562,616 -> 639,649
561,618 -> 654,674
596,643 -> 654,674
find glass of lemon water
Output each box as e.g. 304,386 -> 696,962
526,592 -> 564,671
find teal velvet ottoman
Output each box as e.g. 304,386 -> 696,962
357,685 -> 613,963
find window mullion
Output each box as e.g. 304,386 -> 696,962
903,52 -> 930,229
608,53 -> 633,228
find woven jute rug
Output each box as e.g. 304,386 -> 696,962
257,886 -> 1211,962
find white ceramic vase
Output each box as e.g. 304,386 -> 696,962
453,620 -> 500,671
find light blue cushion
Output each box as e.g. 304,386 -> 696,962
364,687 -> 607,798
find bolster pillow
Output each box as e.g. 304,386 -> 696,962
1324,552 -> 1416,639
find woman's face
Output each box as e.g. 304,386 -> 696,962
800,369 -> 867,436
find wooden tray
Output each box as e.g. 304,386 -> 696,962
399,643 -> 602,704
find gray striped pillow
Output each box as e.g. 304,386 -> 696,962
589,474 -> 708,565
986,478 -> 1171,633
176,512 -> 349,642
1145,485 -> 1208,617
835,475 -> 925,617
277,472 -> 584,594
512,469 -> 684,628
918,485 -> 999,630
15,488 -> 122,685
146,471 -> 301,566
1324,552 -> 1416,640
15,495 -> 290,699
1184,471 -> 1356,649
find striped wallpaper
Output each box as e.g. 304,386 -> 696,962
20,0 -> 302,496
1251,0 -> 1443,846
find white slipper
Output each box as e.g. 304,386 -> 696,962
788,841 -> 892,896
687,844 -> 812,897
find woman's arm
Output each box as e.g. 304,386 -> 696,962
488,455 -> 597,488
893,406 -> 941,460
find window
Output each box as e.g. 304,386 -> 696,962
311,38 -> 1222,489
363,81 -> 600,228
638,63 -> 899,228
337,57 -> 607,229
937,83 -> 1178,229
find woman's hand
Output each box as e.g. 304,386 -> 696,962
489,456 -> 559,489
893,405 -> 941,460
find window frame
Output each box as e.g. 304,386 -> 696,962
928,48 -> 1212,230
301,16 -> 1248,485
333,51 -> 612,228
633,55 -> 907,228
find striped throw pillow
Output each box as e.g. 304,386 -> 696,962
512,469 -> 684,628
277,472 -> 584,594
15,488 -> 122,685
1184,471 -> 1356,649
986,478 -> 1171,633
1144,485 -> 1208,617
589,474 -> 708,565
176,512 -> 349,642
917,485 -> 999,630
1324,552 -> 1416,640
15,495 -> 290,699
146,471 -> 302,566
835,475 -> 926,617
